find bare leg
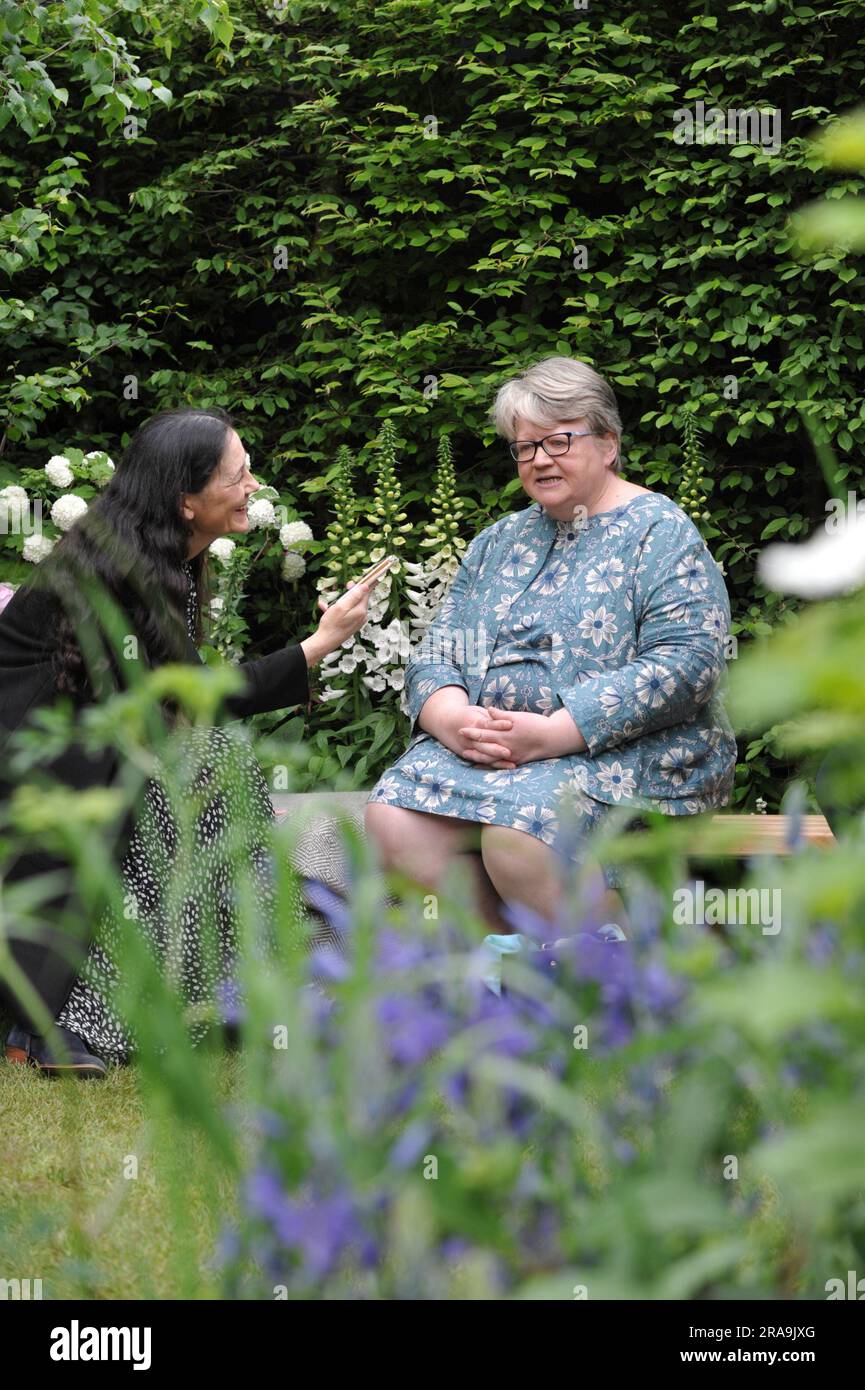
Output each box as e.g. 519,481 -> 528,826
364,803 -> 510,931
480,825 -> 629,931
480,826 -> 564,922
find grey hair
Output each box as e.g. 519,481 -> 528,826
489,356 -> 624,471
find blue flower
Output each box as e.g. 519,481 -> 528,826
301,879 -> 351,934
377,993 -> 452,1065
245,1166 -> 376,1280
307,943 -> 351,983
376,927 -> 430,973
390,1119 -> 433,1169
216,977 -> 245,1026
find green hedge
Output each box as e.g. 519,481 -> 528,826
3,0 -> 865,802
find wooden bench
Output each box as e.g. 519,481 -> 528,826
269,795 -> 837,898
706,814 -> 835,855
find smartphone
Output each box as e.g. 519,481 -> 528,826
334,554 -> 397,601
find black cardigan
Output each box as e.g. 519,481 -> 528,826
0,577 -> 311,1026
0,577 -> 310,760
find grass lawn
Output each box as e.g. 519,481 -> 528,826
0,1047 -> 242,1300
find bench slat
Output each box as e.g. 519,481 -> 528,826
272,801 -> 836,855
707,814 -> 835,854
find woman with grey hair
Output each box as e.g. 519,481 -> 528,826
366,356 -> 737,932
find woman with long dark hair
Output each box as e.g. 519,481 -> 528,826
0,407 -> 374,1076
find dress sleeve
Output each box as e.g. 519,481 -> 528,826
404,529 -> 490,730
555,514 -> 730,756
222,644 -> 310,718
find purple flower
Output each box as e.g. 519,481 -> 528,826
555,932 -> 639,1005
521,1203 -> 562,1262
637,961 -> 686,1014
254,1108 -> 287,1140
302,879 -> 351,935
442,1069 -> 469,1108
376,927 -> 430,973
603,1006 -> 634,1050
377,993 -> 451,1065
216,977 -> 245,1025
806,924 -> 836,965
247,1166 -> 290,1229
501,900 -> 556,945
245,1167 -> 375,1280
275,1190 -> 368,1279
390,1119 -> 433,1169
469,989 -> 537,1059
307,943 -> 351,983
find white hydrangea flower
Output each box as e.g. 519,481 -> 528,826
246,497 -> 276,528
281,551 -> 306,581
22,533 -> 55,563
50,494 -> 88,531
83,451 -> 114,467
0,485 -> 28,502
279,520 -> 313,548
209,537 -> 236,562
45,456 -> 75,487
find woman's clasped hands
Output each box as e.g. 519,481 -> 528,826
428,694 -> 587,769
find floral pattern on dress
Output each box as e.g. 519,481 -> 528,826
368,492 -> 737,864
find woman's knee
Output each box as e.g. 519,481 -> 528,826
480,826 -> 561,902
364,803 -> 458,882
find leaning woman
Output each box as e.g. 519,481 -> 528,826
366,357 -> 737,933
0,408 -> 373,1077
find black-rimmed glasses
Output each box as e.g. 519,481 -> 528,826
509,431 -> 599,464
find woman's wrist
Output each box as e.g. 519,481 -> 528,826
545,707 -> 587,756
418,685 -> 469,736
300,633 -> 330,669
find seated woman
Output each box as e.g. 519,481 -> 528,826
0,407 -> 374,1076
365,356 -> 738,932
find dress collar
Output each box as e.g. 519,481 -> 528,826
527,492 -> 659,536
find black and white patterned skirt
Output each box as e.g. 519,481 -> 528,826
55,726 -> 308,1064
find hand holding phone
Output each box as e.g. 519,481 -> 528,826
335,554 -> 397,601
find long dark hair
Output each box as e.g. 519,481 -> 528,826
31,408 -> 234,702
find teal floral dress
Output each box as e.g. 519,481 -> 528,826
368,492 -> 737,870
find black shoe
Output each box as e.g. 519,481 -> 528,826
4,1023 -> 107,1079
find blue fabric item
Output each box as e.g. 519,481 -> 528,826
480,923 -> 628,995
480,933 -> 537,996
368,493 -> 737,865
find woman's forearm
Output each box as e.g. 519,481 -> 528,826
418,685 -> 470,737
300,633 -> 330,669
544,707 -> 588,756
